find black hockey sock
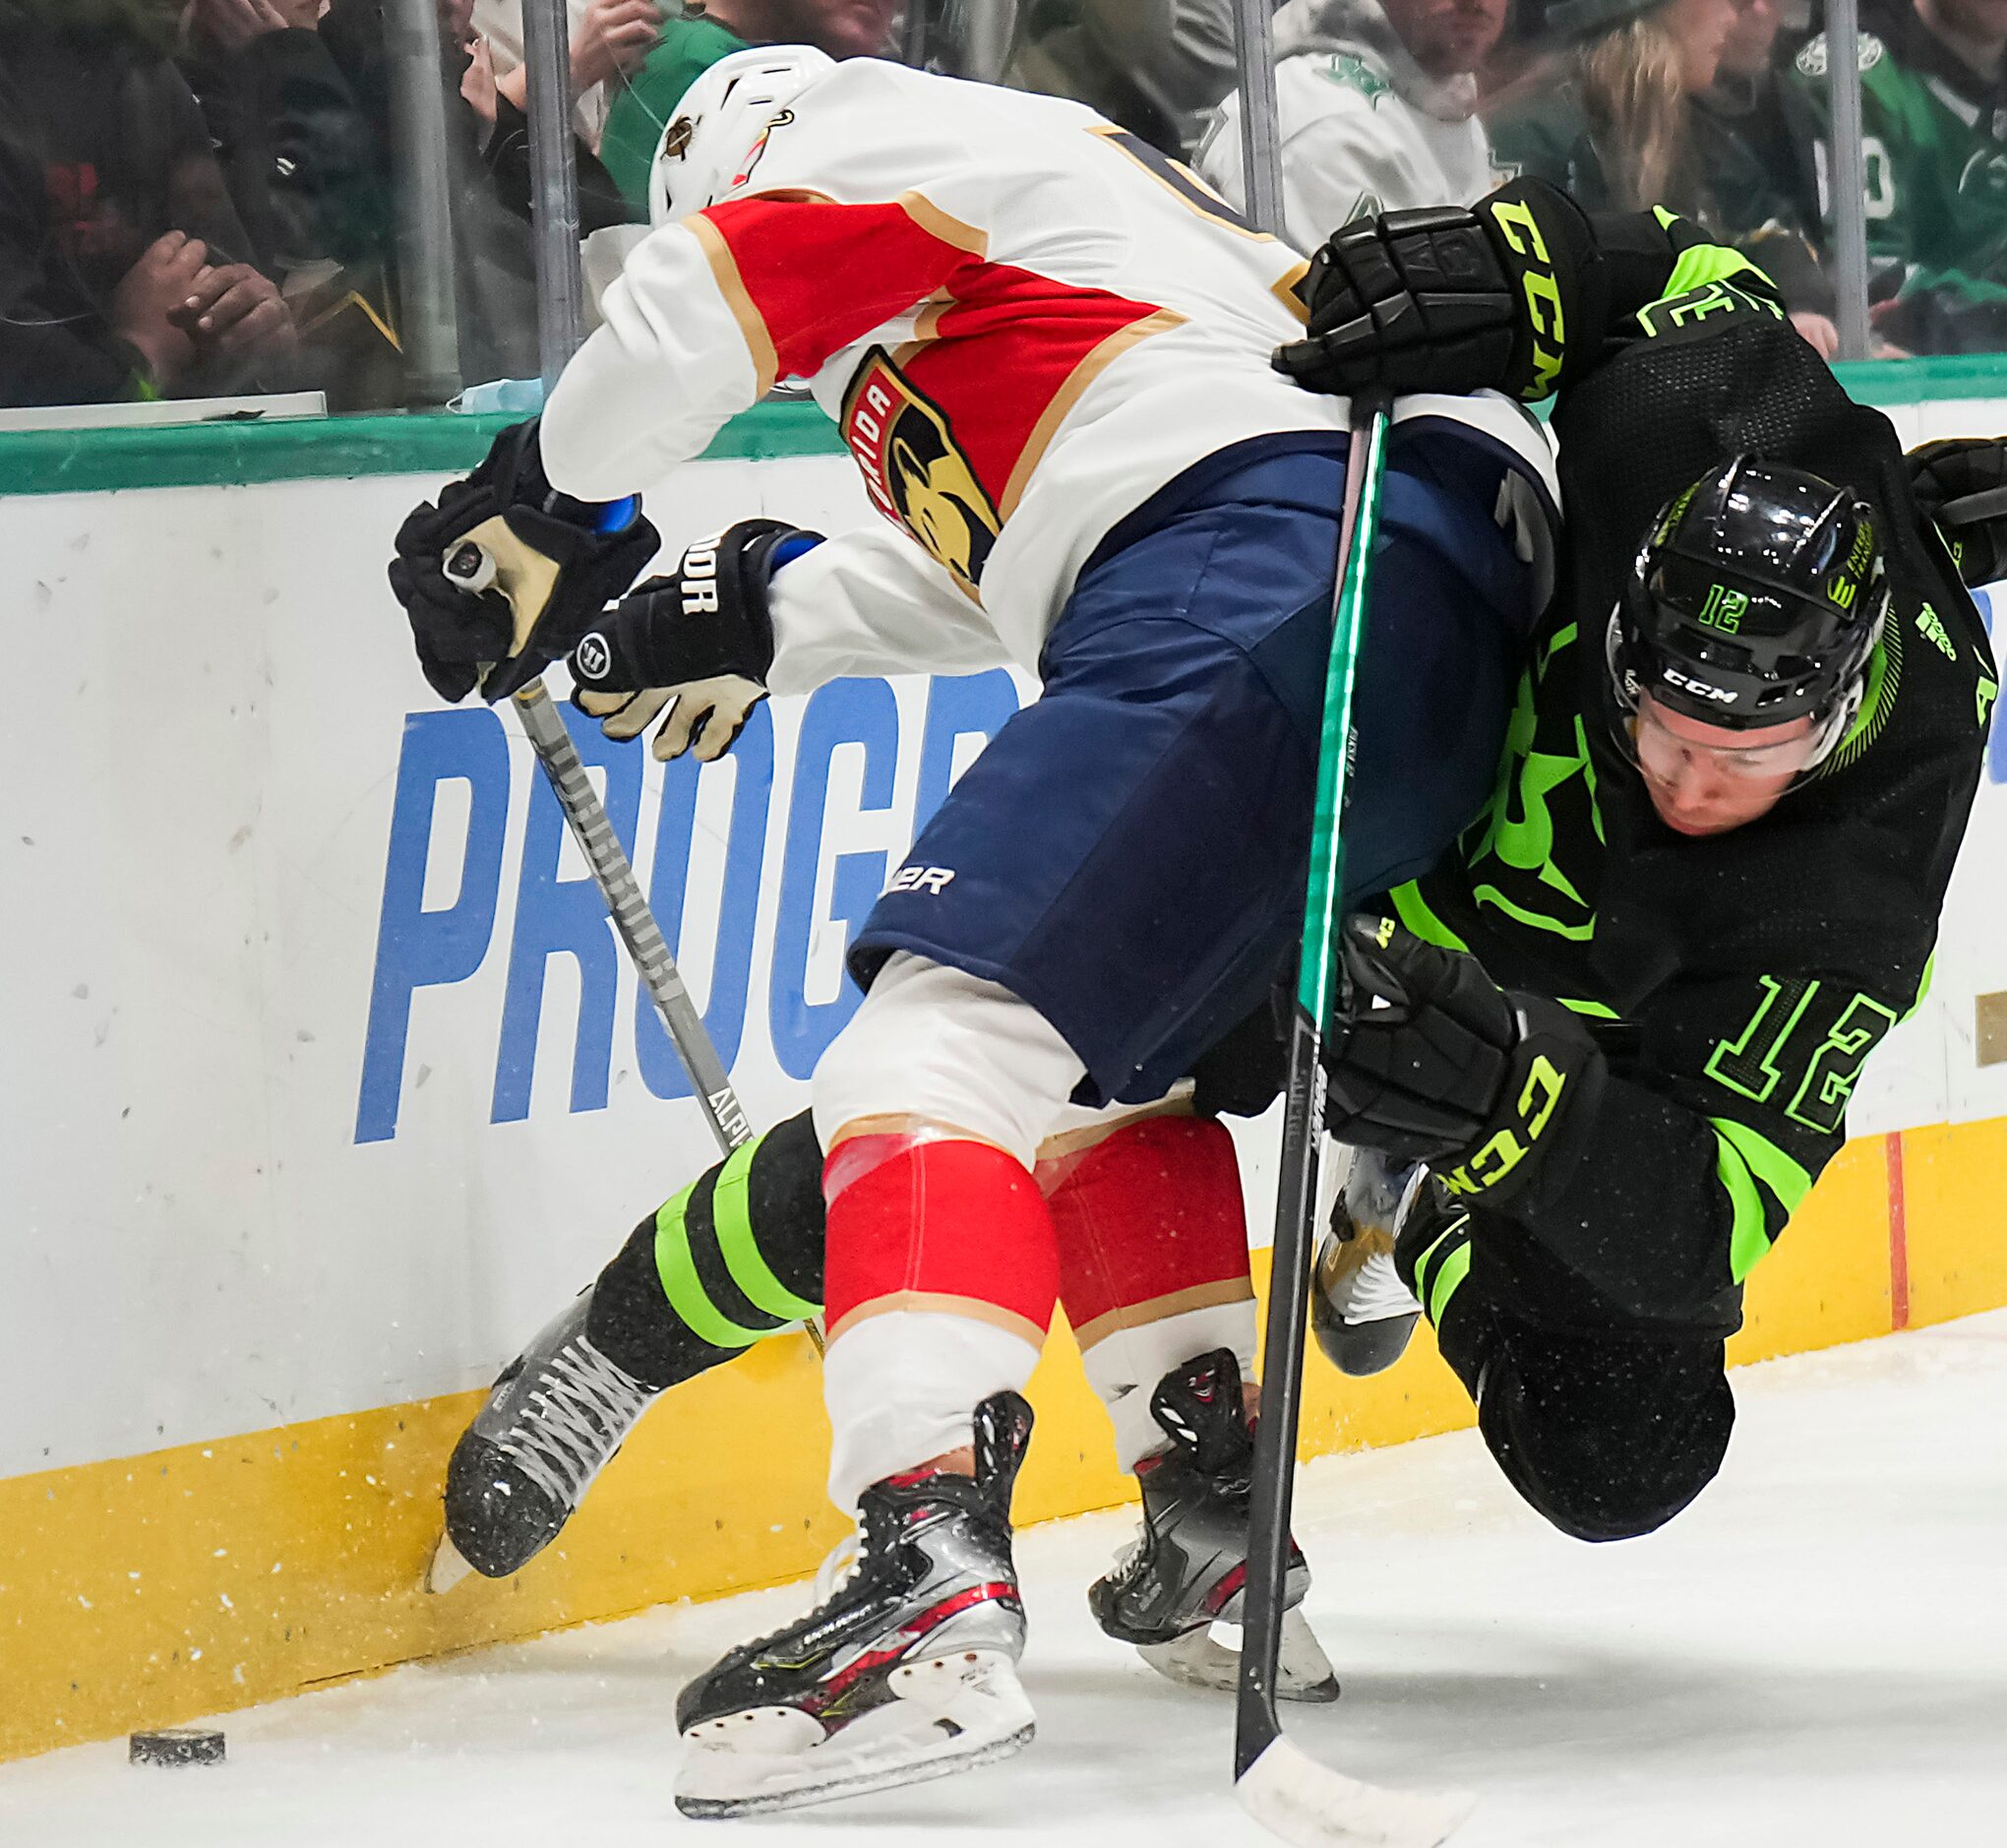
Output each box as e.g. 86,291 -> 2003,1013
586,1110 -> 826,1389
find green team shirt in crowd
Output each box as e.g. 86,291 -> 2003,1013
1790,0 -> 2007,309
597,13 -> 751,208
1390,237 -> 1994,1335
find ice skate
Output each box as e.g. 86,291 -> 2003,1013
1088,1349 -> 1339,1703
1311,1152 -> 1428,1378
426,1288 -> 658,1591
674,1390 -> 1037,1817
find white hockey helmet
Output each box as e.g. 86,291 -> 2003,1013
647,44 -> 835,228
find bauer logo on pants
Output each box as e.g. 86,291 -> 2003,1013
841,348 -> 1001,597
887,864 -> 955,894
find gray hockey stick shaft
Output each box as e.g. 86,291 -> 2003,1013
512,682 -> 826,1358
510,679 -> 753,1156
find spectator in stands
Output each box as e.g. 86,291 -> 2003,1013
1692,0 -> 1836,347
1484,0 -> 1739,216
1005,0 -> 1240,155
1791,0 -> 2007,353
0,0 -> 296,407
312,0 -> 542,398
1483,0 -> 1842,345
473,0 -> 664,155
1195,0 -> 1508,250
178,0 -> 402,406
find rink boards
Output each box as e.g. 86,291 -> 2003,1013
3,376 -> 2006,1761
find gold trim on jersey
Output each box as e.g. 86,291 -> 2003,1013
687,213 -> 778,397
824,1290 -> 1049,1349
898,188 -> 989,258
1068,1276 -> 1256,1354
998,307 -> 1186,519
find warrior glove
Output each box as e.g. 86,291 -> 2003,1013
1275,181 -> 1613,403
1910,437 -> 2007,587
389,418 -> 659,704
1323,917 -> 1604,1209
569,520 -> 821,762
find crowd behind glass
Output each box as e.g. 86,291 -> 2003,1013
4,0 -> 2003,412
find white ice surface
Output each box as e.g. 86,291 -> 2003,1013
6,1312 -> 2005,1848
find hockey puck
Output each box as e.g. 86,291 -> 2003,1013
129,1728 -> 225,1767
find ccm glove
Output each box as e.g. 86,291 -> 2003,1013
1274,180 -> 1612,402
568,519 -> 821,762
1909,437 -> 2007,586
388,418 -> 659,704
1324,917 -> 1604,1207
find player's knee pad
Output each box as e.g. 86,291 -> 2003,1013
811,953 -> 1085,1171
1039,1110 -> 1255,1470
1473,1319 -> 1735,1543
588,1111 -> 825,1386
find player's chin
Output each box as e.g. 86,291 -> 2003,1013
1654,807 -> 1740,837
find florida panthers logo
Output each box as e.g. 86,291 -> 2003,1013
841,349 -> 1001,597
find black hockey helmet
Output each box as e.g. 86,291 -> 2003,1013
1610,456 -> 1888,767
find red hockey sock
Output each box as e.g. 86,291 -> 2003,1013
1039,1115 -> 1256,1470
822,1134 -> 1059,1347
1041,1115 -> 1253,1346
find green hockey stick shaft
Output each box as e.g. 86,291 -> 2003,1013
1236,393 -> 1390,1773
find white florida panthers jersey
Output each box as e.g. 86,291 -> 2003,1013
540,55 -> 1557,685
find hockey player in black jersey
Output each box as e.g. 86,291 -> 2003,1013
1277,178 -> 1998,1540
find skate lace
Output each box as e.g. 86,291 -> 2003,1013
498,1337 -> 651,1507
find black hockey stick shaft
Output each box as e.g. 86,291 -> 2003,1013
1236,393 -> 1390,1778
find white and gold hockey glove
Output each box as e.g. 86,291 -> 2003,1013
567,520 -> 821,763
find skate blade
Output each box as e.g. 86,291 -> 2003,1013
423,1531 -> 476,1596
1237,1735 -> 1474,1848
1138,1608 -> 1341,1703
675,1650 -> 1035,1817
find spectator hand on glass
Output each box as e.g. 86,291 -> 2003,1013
481,0 -> 664,124
171,257 -> 295,362
571,0 -> 665,93
111,231 -> 211,387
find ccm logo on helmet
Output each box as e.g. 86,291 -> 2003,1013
1660,667 -> 1736,704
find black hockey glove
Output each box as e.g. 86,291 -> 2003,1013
1909,437 -> 2007,587
569,519 -> 821,762
1274,180 -> 1612,403
1324,917 -> 1604,1208
389,418 -> 660,704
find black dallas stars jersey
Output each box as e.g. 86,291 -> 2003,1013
1392,281 -> 1996,1335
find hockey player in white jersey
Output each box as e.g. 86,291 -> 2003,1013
387,46 -> 1557,1816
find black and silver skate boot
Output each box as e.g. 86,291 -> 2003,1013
675,1391 -> 1036,1817
1087,1349 -> 1339,1702
1312,1151 -> 1428,1378
428,1287 -> 657,1591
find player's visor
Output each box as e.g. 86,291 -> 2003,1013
1628,695 -> 1825,784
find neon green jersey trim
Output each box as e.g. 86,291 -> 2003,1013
710,1140 -> 822,1324
1389,880 -> 1470,952
1711,1117 -> 1814,1281
1427,1242 -> 1473,1326
654,1182 -> 768,1349
1661,242 -> 1773,301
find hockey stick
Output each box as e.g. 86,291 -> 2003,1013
1232,396 -> 1472,1848
458,532 -> 825,1344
